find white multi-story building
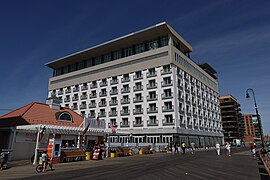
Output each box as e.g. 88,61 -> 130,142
46,22 -> 223,147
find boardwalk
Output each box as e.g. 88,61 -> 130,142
0,148 -> 268,180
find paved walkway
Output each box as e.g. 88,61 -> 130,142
0,148 -> 268,180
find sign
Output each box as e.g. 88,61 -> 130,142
84,117 -> 106,129
252,116 -> 258,124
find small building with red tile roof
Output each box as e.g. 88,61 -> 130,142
0,98 -> 108,161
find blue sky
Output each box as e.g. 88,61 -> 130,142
0,0 -> 269,134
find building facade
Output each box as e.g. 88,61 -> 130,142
242,114 -> 261,143
46,22 -> 223,147
219,95 -> 242,143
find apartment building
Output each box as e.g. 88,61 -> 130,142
219,95 -> 242,143
242,114 -> 261,143
46,22 -> 223,147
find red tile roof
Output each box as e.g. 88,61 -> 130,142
0,102 -> 84,127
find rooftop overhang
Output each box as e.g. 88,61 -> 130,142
45,22 -> 192,69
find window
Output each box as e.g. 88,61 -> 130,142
101,78 -> 107,86
164,89 -> 172,97
148,79 -> 156,88
123,106 -> 129,113
122,118 -> 129,125
165,114 -> 173,123
135,43 -> 145,53
149,116 -> 157,124
135,117 -> 142,125
124,47 -> 133,57
160,36 -> 168,47
135,71 -> 142,79
113,50 -> 122,60
149,91 -> 156,100
148,68 -> 156,76
135,93 -> 142,101
78,61 -> 85,70
58,112 -> 73,122
149,103 -> 157,111
95,56 -> 102,65
104,53 -> 111,62
134,82 -> 143,91
148,39 -> 158,50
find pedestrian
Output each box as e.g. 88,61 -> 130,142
190,142 -> 195,154
174,143 -> 179,153
47,156 -> 54,171
0,151 -> 6,170
181,142 -> 186,154
251,147 -> 256,159
215,142 -> 221,155
249,142 -> 254,152
41,149 -> 48,172
225,143 -> 231,156
253,142 -> 256,148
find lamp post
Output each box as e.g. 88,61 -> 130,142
246,88 -> 264,148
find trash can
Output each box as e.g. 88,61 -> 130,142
129,149 -> 132,156
85,152 -> 91,161
110,152 -> 115,158
139,149 -> 143,155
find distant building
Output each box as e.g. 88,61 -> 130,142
242,114 -> 262,143
45,22 -> 223,147
219,95 -> 242,143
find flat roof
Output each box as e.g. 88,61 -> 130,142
45,22 -> 193,69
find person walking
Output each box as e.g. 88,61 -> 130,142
190,142 -> 195,154
174,143 -> 179,153
215,142 -> 221,155
0,151 -> 6,170
225,143 -> 231,156
181,142 -> 186,154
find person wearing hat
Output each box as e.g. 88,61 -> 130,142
41,149 -> 48,172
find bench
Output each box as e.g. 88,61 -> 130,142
260,153 -> 270,176
60,149 -> 85,162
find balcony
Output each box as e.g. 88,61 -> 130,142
110,79 -> 118,85
133,121 -> 143,127
162,105 -> 174,112
177,82 -> 183,89
178,107 -> 185,113
72,96 -> 79,101
109,111 -> 117,117
133,97 -> 143,103
99,102 -> 107,107
71,105 -> 78,110
121,88 -> 130,94
147,83 -> 157,89
109,100 -> 118,106
120,110 -> 130,116
89,94 -> 97,99
88,103 -> 96,108
121,98 -> 130,104
110,89 -> 118,95
80,94 -> 88,100
121,77 -> 130,83
161,93 -> 173,99
64,98 -> 70,102
90,84 -> 97,89
80,104 -> 87,110
147,107 -> 158,113
81,85 -> 88,91
146,71 -> 157,78
98,112 -> 106,118
161,68 -> 172,75
120,122 -> 130,128
65,89 -> 71,94
100,81 -> 107,87
162,119 -> 175,126
133,86 -> 143,92
133,75 -> 143,81
147,120 -> 158,126
99,92 -> 107,97
147,95 -> 158,101
133,108 -> 143,115
73,87 -> 79,92
161,80 -> 173,87
57,90 -> 63,95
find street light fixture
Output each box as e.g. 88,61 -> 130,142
246,88 -> 264,148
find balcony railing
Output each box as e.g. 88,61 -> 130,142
162,118 -> 175,126
120,122 -> 130,128
121,88 -> 130,94
65,89 -> 71,94
98,112 -> 106,117
109,111 -> 118,117
89,94 -> 97,98
133,97 -> 143,103
133,75 -> 143,81
109,100 -> 118,106
133,86 -> 143,92
72,96 -> 79,101
80,104 -> 87,110
121,77 -> 130,83
81,85 -> 88,91
162,105 -> 174,112
146,71 -> 157,78
90,84 -> 97,89
120,110 -> 130,116
161,68 -> 172,75
147,95 -> 157,101
147,120 -> 158,126
133,108 -> 143,115
100,81 -> 107,87
71,105 -> 78,110
147,107 -> 158,113
110,90 -> 118,95
99,102 -> 107,107
161,93 -> 173,99
110,79 -> 118,85
80,95 -> 88,100
99,92 -> 107,97
133,121 -> 143,127
64,98 -> 70,102
88,103 -> 96,108
121,98 -> 130,104
73,87 -> 79,92
57,90 -> 63,95
161,80 -> 173,87
147,83 -> 157,89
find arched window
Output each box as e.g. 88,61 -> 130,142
57,112 -> 73,122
